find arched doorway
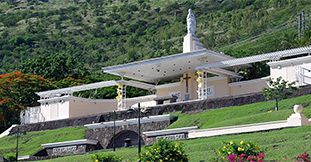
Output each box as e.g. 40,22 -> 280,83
107,130 -> 145,148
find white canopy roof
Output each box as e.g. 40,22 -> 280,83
37,80 -> 155,98
196,46 -> 311,70
103,49 -> 235,83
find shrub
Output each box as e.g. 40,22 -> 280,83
91,153 -> 122,162
218,141 -> 265,162
262,77 -> 296,111
4,153 -> 16,161
140,138 -> 188,162
297,152 -> 310,162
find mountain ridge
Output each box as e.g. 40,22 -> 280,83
0,0 -> 310,81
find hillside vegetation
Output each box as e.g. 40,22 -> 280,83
1,0 -> 311,81
0,0 -> 310,102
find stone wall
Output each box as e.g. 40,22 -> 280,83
10,110 -> 142,134
45,144 -> 100,157
10,84 -> 311,134
86,120 -> 170,148
144,133 -> 189,146
29,142 -> 101,161
46,145 -> 85,157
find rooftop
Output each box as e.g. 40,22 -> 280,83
102,49 -> 235,83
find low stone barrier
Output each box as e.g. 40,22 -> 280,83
143,126 -> 198,145
39,139 -> 100,157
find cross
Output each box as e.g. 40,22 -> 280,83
183,73 -> 191,93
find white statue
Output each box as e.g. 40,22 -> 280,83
187,9 -> 196,35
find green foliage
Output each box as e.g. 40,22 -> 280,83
238,62 -> 269,80
19,53 -> 90,80
91,153 -> 122,162
218,140 -> 265,161
4,153 -> 15,161
263,77 -> 297,110
140,138 -> 188,162
0,0 -> 310,99
0,0 -> 310,74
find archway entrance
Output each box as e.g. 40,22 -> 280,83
107,130 -> 145,149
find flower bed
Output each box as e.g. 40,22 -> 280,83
218,141 -> 265,162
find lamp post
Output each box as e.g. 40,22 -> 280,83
113,110 -> 116,151
15,126 -> 19,162
127,103 -> 150,162
15,125 -> 26,162
137,103 -> 141,158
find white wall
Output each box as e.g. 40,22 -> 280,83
268,55 -> 311,86
40,101 -> 69,121
126,95 -> 157,108
68,98 -> 116,118
36,95 -> 157,122
156,82 -> 182,101
270,66 -> 297,83
229,77 -> 268,96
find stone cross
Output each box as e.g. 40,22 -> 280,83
187,9 -> 196,35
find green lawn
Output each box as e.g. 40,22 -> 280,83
0,127 -> 85,158
168,94 -> 311,129
40,125 -> 311,162
0,94 -> 311,159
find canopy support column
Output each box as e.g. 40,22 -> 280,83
196,70 -> 208,100
116,83 -> 126,110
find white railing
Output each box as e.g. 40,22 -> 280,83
199,46 -> 311,69
298,65 -> 311,86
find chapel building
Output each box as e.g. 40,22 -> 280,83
21,9 -> 311,124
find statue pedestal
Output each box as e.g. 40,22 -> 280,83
183,34 -> 205,53
287,105 -> 311,126
287,113 -> 310,126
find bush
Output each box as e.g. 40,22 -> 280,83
140,138 -> 188,162
91,153 -> 122,162
4,153 -> 16,161
218,141 -> 265,162
297,152 -> 310,162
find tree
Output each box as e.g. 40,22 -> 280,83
238,62 -> 269,81
19,53 -> 90,80
0,71 -> 53,130
262,77 -> 297,111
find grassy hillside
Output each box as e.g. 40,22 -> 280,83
168,94 -> 311,129
41,125 -> 311,162
0,127 -> 85,158
0,0 -> 311,77
0,0 -> 311,101
0,94 -> 310,158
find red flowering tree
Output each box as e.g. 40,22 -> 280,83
0,71 -> 53,130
